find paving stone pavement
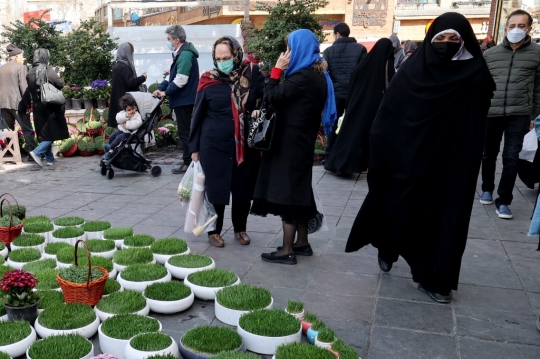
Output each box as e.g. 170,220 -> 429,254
2,152 -> 540,359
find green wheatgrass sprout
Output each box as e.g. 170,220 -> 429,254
0,242 -> 4,251
212,352 -> 261,359
53,216 -> 85,227
216,284 -> 272,311
38,303 -> 96,330
1,204 -> 25,218
120,264 -> 167,282
52,226 -> 85,239
103,227 -> 133,240
316,327 -> 336,343
0,351 -> 10,359
0,320 -> 32,345
34,268 -> 61,290
22,215 -> 50,225
303,311 -> 319,323
186,268 -> 237,288
287,300 -> 304,314
146,355 -> 178,359
56,246 -> 86,264
151,238 -> 188,255
86,239 -> 115,252
103,279 -> 121,295
144,281 -> 191,301
101,314 -> 160,340
0,305 -> 5,316
23,259 -> 57,273
0,215 -> 22,227
130,332 -> 172,352
23,221 -> 53,233
0,265 -> 14,277
81,220 -> 111,232
59,265 -> 105,284
96,290 -> 147,314
168,254 -> 212,268
182,325 -> 242,354
238,309 -> 300,337
37,290 -> 65,310
28,334 -> 92,359
275,342 -> 336,359
124,234 -> 155,247
44,242 -> 73,255
8,248 -> 41,262
331,339 -> 359,359
80,255 -> 113,272
12,233 -> 46,246
311,319 -> 326,332
113,248 -> 154,266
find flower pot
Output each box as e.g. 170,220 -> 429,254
26,340 -> 94,359
71,99 -> 82,110
144,291 -> 194,314
35,315 -> 100,339
0,246 -> 8,258
301,320 -> 313,335
83,99 -> 94,110
50,233 -> 85,245
215,297 -> 274,326
4,301 -> 39,324
90,247 -> 117,260
64,98 -> 72,110
153,247 -> 191,265
85,230 -> 104,240
113,258 -> 156,273
0,325 -> 36,358
164,257 -> 215,280
315,336 -> 334,349
285,308 -> 304,321
21,229 -> 51,243
108,267 -> 118,280
42,252 -> 56,260
56,260 -> 74,269
53,223 -> 84,230
7,255 -> 42,269
98,320 -> 163,359
121,244 -> 151,250
94,301 -> 150,322
237,321 -> 302,355
178,334 -> 243,359
306,326 -> 319,344
10,243 -> 45,253
124,334 -> 179,359
184,276 -> 240,301
97,98 -> 107,109
114,239 -> 124,249
117,271 -> 172,293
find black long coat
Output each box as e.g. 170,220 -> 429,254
26,67 -> 69,142
108,62 -> 146,127
188,66 -> 264,205
254,69 -> 327,206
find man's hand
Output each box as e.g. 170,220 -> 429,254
191,152 -> 200,162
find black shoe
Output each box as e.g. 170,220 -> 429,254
171,164 -> 188,174
27,156 -> 34,162
261,251 -> 297,265
418,283 -> 451,304
276,244 -> 313,256
378,254 -> 392,272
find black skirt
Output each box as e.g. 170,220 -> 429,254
251,198 -> 318,225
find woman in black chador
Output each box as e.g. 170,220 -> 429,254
324,38 -> 395,174
345,13 -> 495,303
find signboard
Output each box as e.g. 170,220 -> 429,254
23,10 -> 51,23
353,0 -> 388,28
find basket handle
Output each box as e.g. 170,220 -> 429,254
74,240 -> 93,288
0,198 -> 15,230
0,193 -> 19,209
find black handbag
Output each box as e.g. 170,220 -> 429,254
247,101 -> 276,150
40,69 -> 66,106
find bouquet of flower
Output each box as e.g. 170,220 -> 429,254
91,80 -> 111,99
0,269 -> 39,307
71,86 -> 83,99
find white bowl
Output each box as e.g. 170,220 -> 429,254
184,276 -> 240,301
0,325 -> 36,357
117,271 -> 172,293
124,334 -> 179,359
108,267 -> 118,280
102,283 -> 123,297
152,247 -> 191,265
315,336 -> 334,349
53,223 -> 84,230
215,297 -> 274,326
27,339 -> 94,359
237,321 -> 302,355
0,246 -> 8,258
11,243 -> 45,253
49,234 -> 84,245
34,315 -> 100,339
85,230 -> 105,239
41,252 -> 56,260
7,255 -> 42,269
98,320 -> 162,359
90,247 -> 117,260
94,301 -> 150,322
55,261 -> 73,269
114,239 -> 124,249
113,258 -> 156,273
121,244 -> 151,250
144,291 -> 195,314
285,308 -> 304,320
21,230 -> 52,243
164,258 -> 215,280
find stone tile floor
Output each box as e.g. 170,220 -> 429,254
2,151 -> 540,359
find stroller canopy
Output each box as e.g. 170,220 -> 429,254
128,92 -> 161,120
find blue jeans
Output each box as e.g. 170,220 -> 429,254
33,140 -> 54,163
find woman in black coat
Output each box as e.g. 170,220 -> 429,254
108,42 -> 146,127
188,36 -> 264,248
251,29 -> 336,265
26,48 -> 69,166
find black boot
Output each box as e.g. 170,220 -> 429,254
378,253 -> 392,272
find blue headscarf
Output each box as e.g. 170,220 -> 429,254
285,29 -> 337,135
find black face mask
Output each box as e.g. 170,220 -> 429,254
431,42 -> 462,61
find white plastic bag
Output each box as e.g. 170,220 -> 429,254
519,129 -> 538,163
308,176 -> 329,234
177,162 -> 195,206
183,162 -> 217,236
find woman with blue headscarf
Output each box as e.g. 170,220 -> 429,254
251,29 -> 337,265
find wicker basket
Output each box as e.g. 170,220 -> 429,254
0,198 -> 23,245
87,128 -> 103,136
57,240 -> 109,305
78,150 -> 95,157
61,143 -> 78,157
0,193 -> 25,220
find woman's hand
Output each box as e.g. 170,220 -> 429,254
191,152 -> 200,162
251,110 -> 260,118
275,49 -> 291,70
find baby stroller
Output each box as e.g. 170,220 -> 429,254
100,92 -> 163,180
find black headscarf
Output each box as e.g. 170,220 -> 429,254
32,48 -> 50,87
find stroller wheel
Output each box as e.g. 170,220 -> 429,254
151,166 -> 162,177
107,168 -> 115,180
100,164 -> 107,176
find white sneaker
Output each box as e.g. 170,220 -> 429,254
46,162 -> 55,166
30,151 -> 43,167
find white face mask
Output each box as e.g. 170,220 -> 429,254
507,28 -> 527,44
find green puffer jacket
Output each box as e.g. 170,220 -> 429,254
483,36 -> 540,118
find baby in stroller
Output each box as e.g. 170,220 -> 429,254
103,93 -> 143,160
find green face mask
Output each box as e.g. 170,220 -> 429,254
217,59 -> 235,74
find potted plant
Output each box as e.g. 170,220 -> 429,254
78,138 -> 96,157
331,338 -> 359,359
60,138 -> 78,157
27,333 -> 94,359
215,284 -> 273,326
99,314 -> 161,359
0,320 -> 36,358
35,303 -> 99,338
37,290 -> 65,313
112,248 -> 155,272
22,215 -> 50,225
1,203 -> 26,221
62,86 -> 73,110
122,234 -> 155,249
82,221 -> 111,239
55,246 -> 86,268
0,214 -> 23,245
95,137 -> 107,155
43,242 -> 73,260
285,300 -> 304,320
23,221 -> 54,241
0,269 -> 39,323
143,281 -> 194,314
179,325 -> 243,359
151,238 -> 190,264
117,264 -> 171,293
87,121 -> 103,136
22,259 -> 57,273
53,216 -> 85,229
315,327 -> 336,349
11,233 -> 46,252
71,86 -> 83,110
92,80 -> 110,109
6,248 -> 42,269
80,255 -> 117,279
51,226 -> 86,245
86,239 -> 116,259
185,268 -> 240,300
301,311 -> 318,334
83,87 -> 96,110
212,352 -> 260,359
237,309 -> 301,355
102,279 -> 122,297
34,268 -> 61,291
164,253 -> 215,280
94,290 -> 149,321
104,227 -> 133,249
124,332 -> 179,359
0,242 -> 7,259
306,319 -> 326,345
0,306 -> 6,322
274,342 -> 336,359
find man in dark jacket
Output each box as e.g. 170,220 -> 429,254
323,23 -> 367,158
154,24 -> 199,173
480,9 -> 540,219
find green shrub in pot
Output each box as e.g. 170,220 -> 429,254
120,264 -> 167,282
44,242 -> 73,256
216,284 -> 271,311
0,320 -> 32,346
8,248 -> 41,263
86,239 -> 115,253
95,290 -> 146,315
23,221 -> 53,234
186,268 -> 237,287
151,238 -> 188,254
12,233 -> 46,247
22,259 -> 57,273
238,309 -> 300,337
53,216 -> 85,227
22,215 -> 49,225
181,325 -> 242,355
124,234 -> 155,247
81,221 -> 111,232
38,303 -> 96,330
27,333 -> 92,359
167,253 -> 212,268
144,281 -> 191,301
130,332 -> 172,352
275,342 -> 335,359
103,227 -> 133,240
113,248 -> 153,266
52,226 -> 84,239
101,314 -> 160,340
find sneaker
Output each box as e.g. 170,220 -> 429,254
29,151 -> 43,167
103,144 -> 111,151
496,204 -> 513,219
480,191 -> 493,205
46,162 -> 55,166
103,151 -> 113,160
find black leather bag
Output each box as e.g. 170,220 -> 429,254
40,70 -> 65,106
247,102 -> 276,150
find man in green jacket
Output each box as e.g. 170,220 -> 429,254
480,10 -> 540,219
